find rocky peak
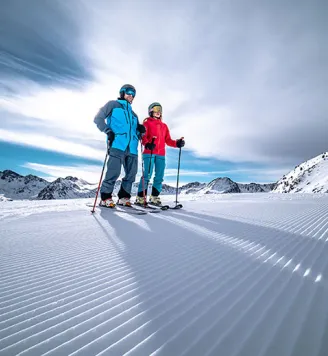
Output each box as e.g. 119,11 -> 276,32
273,152 -> 328,193
1,170 -> 23,181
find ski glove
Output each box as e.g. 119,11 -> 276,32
105,129 -> 115,144
137,123 -> 146,134
145,142 -> 156,151
176,138 -> 185,148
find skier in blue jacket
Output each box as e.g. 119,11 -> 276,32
94,84 -> 145,207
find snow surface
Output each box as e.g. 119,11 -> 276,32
1,193 -> 328,356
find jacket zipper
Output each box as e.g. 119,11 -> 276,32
123,104 -> 132,150
157,121 -> 161,154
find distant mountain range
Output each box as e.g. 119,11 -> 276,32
180,178 -> 275,195
0,170 -> 275,201
1,151 -> 327,200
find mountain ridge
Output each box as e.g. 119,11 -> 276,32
2,149 -> 327,200
0,169 -> 276,200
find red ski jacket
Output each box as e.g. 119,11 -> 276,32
142,117 -> 177,156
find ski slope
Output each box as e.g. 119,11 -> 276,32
1,193 -> 328,356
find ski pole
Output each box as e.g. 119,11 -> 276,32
141,136 -> 156,206
175,137 -> 184,205
148,136 -> 156,178
140,139 -> 147,207
91,141 -> 109,213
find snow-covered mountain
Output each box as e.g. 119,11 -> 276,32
0,170 -> 48,200
273,152 -> 328,193
37,176 -> 97,200
238,182 -> 276,193
201,177 -> 241,194
179,180 -> 275,195
180,182 -> 207,194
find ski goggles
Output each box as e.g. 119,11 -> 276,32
151,105 -> 162,113
120,87 -> 136,97
124,88 -> 136,97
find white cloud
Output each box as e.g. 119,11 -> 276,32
0,129 -> 105,161
0,1 -> 194,161
1,0 -> 327,175
164,169 -> 233,177
22,162 -> 104,183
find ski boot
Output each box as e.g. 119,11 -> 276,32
117,197 -> 132,207
99,198 -> 116,208
135,196 -> 147,207
149,195 -> 162,206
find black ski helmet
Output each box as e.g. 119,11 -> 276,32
119,84 -> 136,99
148,102 -> 162,116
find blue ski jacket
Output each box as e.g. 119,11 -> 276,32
94,99 -> 140,155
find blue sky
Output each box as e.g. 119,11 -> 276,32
1,0 -> 327,186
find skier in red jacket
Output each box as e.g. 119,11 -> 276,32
136,102 -> 185,206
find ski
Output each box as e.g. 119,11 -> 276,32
87,203 -> 147,215
116,204 -> 159,214
115,205 -> 150,214
168,203 -> 183,210
146,203 -> 170,211
133,203 -> 161,213
138,203 -> 182,210
141,202 -> 183,210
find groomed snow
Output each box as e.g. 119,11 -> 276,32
1,193 -> 328,356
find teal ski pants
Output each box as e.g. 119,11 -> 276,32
138,154 -> 165,195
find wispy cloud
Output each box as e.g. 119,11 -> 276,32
0,129 -> 105,161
